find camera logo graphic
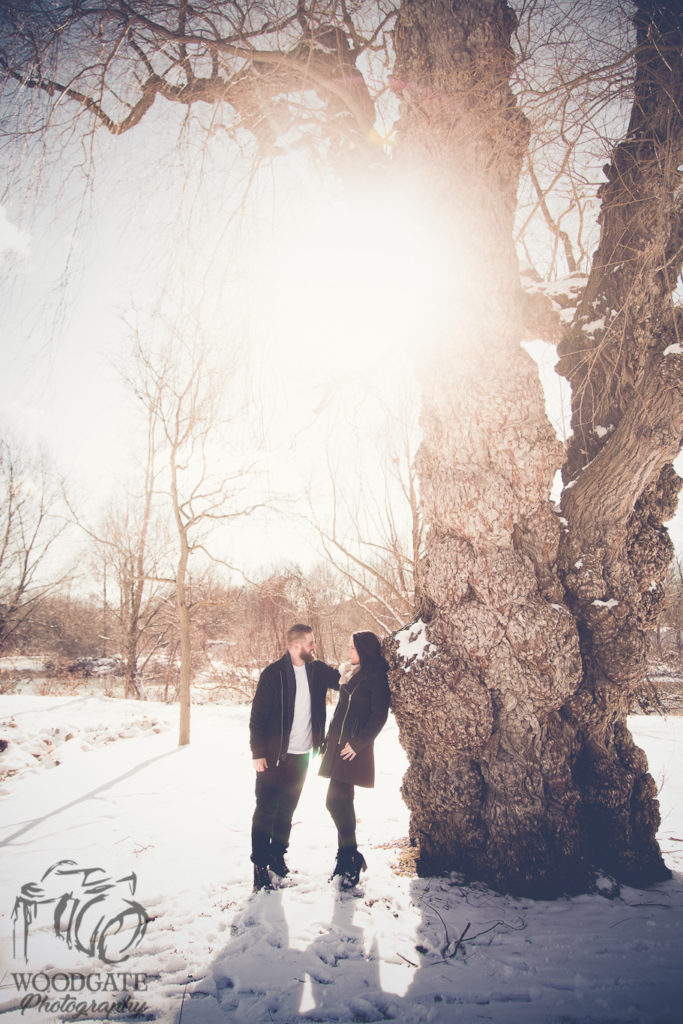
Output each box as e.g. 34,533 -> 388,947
12,859 -> 149,965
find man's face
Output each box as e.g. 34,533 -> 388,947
296,633 -> 317,663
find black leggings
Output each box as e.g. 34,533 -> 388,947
326,778 -> 356,849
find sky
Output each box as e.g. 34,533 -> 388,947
0,102 -> 681,590
0,106 -> 440,583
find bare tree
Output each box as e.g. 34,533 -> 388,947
0,0 -> 388,174
512,0 -> 638,279
553,0 -> 683,882
6,589 -> 103,660
250,562 -> 351,663
310,393 -> 422,632
90,499 -> 172,699
62,394 -> 173,698
0,435 -> 70,651
74,397 -> 174,699
660,556 -> 683,658
130,319 -> 258,745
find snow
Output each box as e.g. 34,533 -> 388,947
592,599 -> 619,609
395,620 -> 436,665
593,425 -> 611,439
521,274 -> 588,327
583,318 -> 605,333
547,275 -> 589,299
523,273 -> 588,302
0,695 -> 682,1023
0,657 -> 48,673
663,343 -> 682,356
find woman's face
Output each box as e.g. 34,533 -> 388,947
349,638 -> 360,665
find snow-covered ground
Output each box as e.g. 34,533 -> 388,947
0,658 -> 49,674
1,695 -> 682,1024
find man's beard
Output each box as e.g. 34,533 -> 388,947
301,649 -> 315,664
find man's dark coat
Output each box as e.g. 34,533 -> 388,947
249,652 -> 340,766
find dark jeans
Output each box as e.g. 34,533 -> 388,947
251,753 -> 309,865
325,778 -> 356,849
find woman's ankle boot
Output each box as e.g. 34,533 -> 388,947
341,847 -> 367,889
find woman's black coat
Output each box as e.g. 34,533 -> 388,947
318,665 -> 390,788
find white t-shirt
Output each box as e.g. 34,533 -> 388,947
287,663 -> 312,753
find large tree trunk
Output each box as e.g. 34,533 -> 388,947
387,0 -> 678,895
387,0 -> 585,896
554,0 -> 681,886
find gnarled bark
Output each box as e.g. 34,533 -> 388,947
554,0 -> 681,886
387,0 -> 679,894
386,0 -> 587,896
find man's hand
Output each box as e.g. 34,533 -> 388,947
253,758 -> 268,772
340,743 -> 357,761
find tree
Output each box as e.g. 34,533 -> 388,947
659,557 -> 683,659
554,0 -> 682,883
7,589 -> 103,660
512,0 -> 639,279
76,399 -> 172,699
202,562 -> 369,673
130,320 -> 258,745
0,435 -> 70,651
310,393 -> 422,633
90,497 -> 172,699
387,0 -> 679,894
382,0 -> 592,895
1,0 -> 680,893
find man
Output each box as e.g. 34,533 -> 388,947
249,623 -> 340,891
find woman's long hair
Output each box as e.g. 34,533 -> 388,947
352,631 -> 389,675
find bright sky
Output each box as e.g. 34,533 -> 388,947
0,105 -> 681,585
0,108 -> 429,579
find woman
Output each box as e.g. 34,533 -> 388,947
319,630 -> 391,888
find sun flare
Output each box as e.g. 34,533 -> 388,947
248,177 -> 464,381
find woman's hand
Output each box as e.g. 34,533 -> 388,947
340,742 -> 357,760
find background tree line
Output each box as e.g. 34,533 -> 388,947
2,418 -> 680,705
0,407 -> 418,701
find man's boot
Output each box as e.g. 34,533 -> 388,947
268,847 -> 290,878
253,863 -> 273,892
329,847 -> 350,882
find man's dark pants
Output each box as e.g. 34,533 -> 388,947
251,753 -> 309,865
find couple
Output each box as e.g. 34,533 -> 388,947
249,623 -> 391,892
